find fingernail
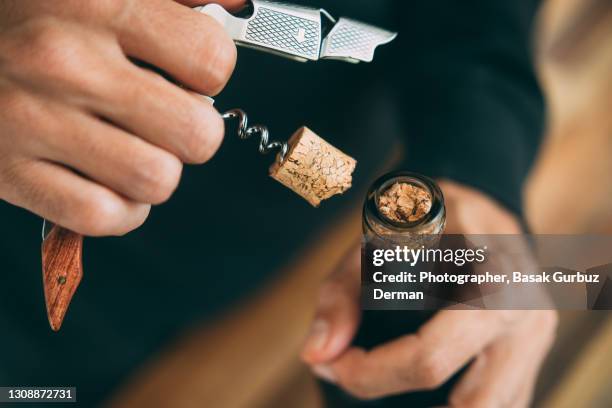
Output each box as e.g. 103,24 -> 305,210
312,365 -> 337,383
303,318 -> 329,356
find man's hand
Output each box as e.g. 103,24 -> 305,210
0,0 -> 244,236
300,180 -> 558,407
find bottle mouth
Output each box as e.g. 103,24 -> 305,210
364,172 -> 445,232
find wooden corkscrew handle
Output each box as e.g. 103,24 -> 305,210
41,225 -> 83,331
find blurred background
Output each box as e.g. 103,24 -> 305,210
526,0 -> 612,407
105,0 -> 612,406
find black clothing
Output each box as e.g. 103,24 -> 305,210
0,1 -> 544,406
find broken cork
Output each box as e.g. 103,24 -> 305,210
378,182 -> 432,223
269,127 -> 357,207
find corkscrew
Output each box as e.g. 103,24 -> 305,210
40,0 -> 393,331
222,109 -> 289,164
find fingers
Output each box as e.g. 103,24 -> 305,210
1,88 -> 185,206
0,87 -> 179,234
118,0 -> 237,96
0,0 -> 238,236
301,245 -> 362,365
94,64 -> 224,164
315,310 -> 526,400
449,310 -> 557,408
0,159 -> 150,236
6,17 -> 225,165
3,17 -> 124,103
449,344 -> 527,407
36,106 -> 184,205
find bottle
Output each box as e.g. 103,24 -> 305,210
363,171 -> 446,248
358,172 -> 462,406
356,171 -> 447,355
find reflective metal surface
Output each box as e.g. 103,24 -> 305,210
195,0 -> 397,63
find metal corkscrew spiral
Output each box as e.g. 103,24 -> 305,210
222,109 -> 289,165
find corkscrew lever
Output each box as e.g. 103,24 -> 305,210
195,1 -> 397,63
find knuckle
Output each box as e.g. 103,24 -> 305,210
198,24 -> 236,95
74,194 -> 148,236
91,0 -> 129,20
133,153 -> 182,204
13,17 -> 97,90
415,354 -> 449,390
112,204 -> 150,236
75,194 -> 125,236
16,19 -> 85,81
11,18 -> 112,101
182,107 -> 224,164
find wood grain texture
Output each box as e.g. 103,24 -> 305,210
41,225 -> 83,331
270,127 -> 357,207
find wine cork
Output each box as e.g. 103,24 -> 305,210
378,182 -> 432,223
269,127 -> 357,207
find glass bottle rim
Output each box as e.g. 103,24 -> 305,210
364,171 -> 445,233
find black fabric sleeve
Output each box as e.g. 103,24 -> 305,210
386,0 -> 545,217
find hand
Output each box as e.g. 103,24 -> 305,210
301,180 -> 558,407
0,0 -> 244,236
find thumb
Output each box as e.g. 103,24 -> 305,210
301,245 -> 362,365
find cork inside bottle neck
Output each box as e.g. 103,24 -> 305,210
364,173 -> 445,236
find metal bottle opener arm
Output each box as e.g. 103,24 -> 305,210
195,0 -> 397,63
